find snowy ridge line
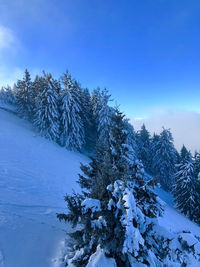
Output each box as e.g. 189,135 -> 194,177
0,202 -> 63,210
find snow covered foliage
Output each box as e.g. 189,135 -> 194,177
108,107 -> 136,178
0,85 -> 16,105
86,245 -> 116,267
90,88 -> 113,146
136,124 -> 152,173
152,128 -> 177,191
173,152 -> 200,225
33,72 -> 60,141
173,156 -> 196,221
15,69 -> 35,120
78,107 -> 136,199
81,88 -> 94,152
58,178 -> 164,266
97,89 -> 113,143
193,152 -> 200,178
133,159 -> 146,186
58,173 -> 200,267
123,118 -> 138,162
90,88 -> 102,123
193,153 -> 200,224
59,71 -> 85,151
179,145 -> 192,163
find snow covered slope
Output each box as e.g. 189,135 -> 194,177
156,188 -> 200,237
0,109 -> 87,267
0,108 -> 200,267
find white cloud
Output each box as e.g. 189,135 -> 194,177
0,25 -> 15,50
131,109 -> 200,153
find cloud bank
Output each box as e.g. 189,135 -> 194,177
131,110 -> 200,153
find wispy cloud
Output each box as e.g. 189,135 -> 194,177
131,109 -> 200,153
0,24 -> 23,87
0,25 -> 15,51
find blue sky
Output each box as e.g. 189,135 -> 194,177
0,0 -> 200,145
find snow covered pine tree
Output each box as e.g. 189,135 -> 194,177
33,72 -> 60,141
59,71 -> 85,151
174,148 -> 200,224
15,69 -> 35,120
152,128 -> 177,191
173,151 -> 197,221
136,124 -> 152,174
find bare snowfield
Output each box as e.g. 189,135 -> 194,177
0,108 -> 200,267
0,109 -> 87,267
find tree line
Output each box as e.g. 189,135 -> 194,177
1,69 -> 200,264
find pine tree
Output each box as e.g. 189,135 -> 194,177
193,152 -> 200,224
57,108 -> 168,266
81,88 -> 94,152
180,145 -> 191,163
59,71 -> 85,151
90,87 -> 102,123
136,124 -> 152,173
151,133 -> 160,175
152,128 -> 177,191
124,118 -> 138,163
108,108 -> 136,179
78,107 -> 134,199
173,154 -> 197,221
33,72 -> 60,141
193,152 -> 200,178
89,88 -> 112,146
97,89 -> 113,143
15,69 -> 34,120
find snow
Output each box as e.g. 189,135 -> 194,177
86,245 -> 116,267
82,198 -> 101,214
0,109 -> 87,267
157,200 -> 200,237
122,188 -> 144,255
179,233 -> 199,247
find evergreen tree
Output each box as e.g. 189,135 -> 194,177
97,89 -> 113,144
81,88 -> 94,152
15,69 -> 34,120
78,107 -> 135,199
33,72 -> 60,141
58,109 -> 165,266
152,128 -> 177,191
108,108 -> 135,179
151,133 -> 160,175
173,154 -> 197,221
180,145 -> 191,163
136,124 -> 152,173
193,152 -> 200,224
193,152 -> 200,178
59,71 -> 85,151
90,87 -> 102,123
90,88 -> 113,145
124,118 -> 138,164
